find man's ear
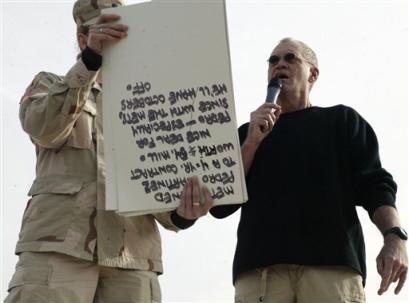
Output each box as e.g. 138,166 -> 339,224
77,32 -> 87,51
310,66 -> 319,82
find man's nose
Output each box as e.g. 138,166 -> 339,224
275,58 -> 289,69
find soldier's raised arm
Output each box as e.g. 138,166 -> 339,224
19,60 -> 99,148
20,11 -> 127,149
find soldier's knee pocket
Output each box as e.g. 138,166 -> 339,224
5,265 -> 50,303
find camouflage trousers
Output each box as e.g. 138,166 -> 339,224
5,252 -> 161,303
234,265 -> 366,303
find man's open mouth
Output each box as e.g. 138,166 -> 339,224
277,73 -> 289,79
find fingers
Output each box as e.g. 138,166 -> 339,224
90,24 -> 128,37
394,269 -> 407,294
89,24 -> 128,40
249,103 -> 281,135
376,256 -> 385,295
191,177 -> 201,217
378,256 -> 394,295
177,177 -> 214,220
391,264 -> 407,295
376,242 -> 408,296
87,14 -> 128,54
392,264 -> 404,282
201,186 -> 214,214
376,255 -> 384,275
96,14 -> 121,23
176,179 -> 188,218
184,178 -> 193,215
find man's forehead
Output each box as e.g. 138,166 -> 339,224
271,41 -> 302,55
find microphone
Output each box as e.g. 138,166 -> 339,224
265,76 -> 282,103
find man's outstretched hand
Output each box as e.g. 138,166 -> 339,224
176,177 -> 213,220
376,236 -> 408,295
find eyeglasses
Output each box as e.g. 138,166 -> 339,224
267,52 -> 300,66
268,52 -> 316,67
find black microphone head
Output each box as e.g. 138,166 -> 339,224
268,76 -> 282,89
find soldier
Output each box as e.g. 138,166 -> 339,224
5,1 -> 213,302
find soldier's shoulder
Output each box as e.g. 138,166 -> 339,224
31,71 -> 64,89
20,71 -> 64,104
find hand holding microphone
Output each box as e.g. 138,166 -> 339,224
246,77 -> 282,146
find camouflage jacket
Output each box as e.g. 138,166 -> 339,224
16,59 -> 181,273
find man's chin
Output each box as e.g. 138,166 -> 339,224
280,84 -> 290,93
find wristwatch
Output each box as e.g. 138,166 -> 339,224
383,227 -> 408,241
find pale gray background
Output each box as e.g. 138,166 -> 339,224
1,0 -> 408,302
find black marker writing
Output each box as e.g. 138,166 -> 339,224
211,185 -> 234,199
222,156 -> 236,168
142,177 -> 187,193
170,105 -> 195,118
119,111 -> 146,125
156,134 -> 184,145
186,129 -> 211,143
148,109 -> 168,122
212,83 -> 228,96
168,88 -> 197,105
130,164 -> 178,180
197,143 -> 235,157
202,170 -> 235,185
198,98 -> 228,113
198,110 -> 231,125
154,191 -> 182,204
131,119 -> 185,136
127,81 -> 151,96
135,137 -> 156,149
146,150 -> 171,162
121,94 -> 166,111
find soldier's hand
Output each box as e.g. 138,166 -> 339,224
176,177 -> 213,220
247,103 -> 281,146
87,14 -> 128,55
376,235 -> 408,295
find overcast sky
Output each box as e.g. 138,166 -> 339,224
1,0 -> 408,302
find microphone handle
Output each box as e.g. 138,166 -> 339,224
266,86 -> 281,103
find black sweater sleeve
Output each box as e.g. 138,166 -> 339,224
210,124 -> 249,219
346,107 -> 397,217
170,210 -> 196,229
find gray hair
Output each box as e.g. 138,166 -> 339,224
278,38 -> 318,68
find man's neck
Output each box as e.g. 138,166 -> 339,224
278,91 -> 311,113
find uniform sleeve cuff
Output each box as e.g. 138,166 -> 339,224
81,46 -> 102,71
170,211 -> 196,229
63,58 -> 98,89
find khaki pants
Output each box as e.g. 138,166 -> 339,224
5,252 -> 161,303
235,264 -> 365,303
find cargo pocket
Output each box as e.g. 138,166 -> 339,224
6,265 -> 50,303
95,270 -> 152,302
28,176 -> 84,196
343,292 -> 365,303
18,176 -> 84,244
65,101 -> 95,150
150,275 -> 162,303
340,268 -> 365,303
341,269 -> 366,303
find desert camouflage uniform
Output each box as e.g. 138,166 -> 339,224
13,58 -> 180,271
6,1 -> 188,301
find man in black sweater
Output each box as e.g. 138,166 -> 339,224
210,38 -> 407,302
